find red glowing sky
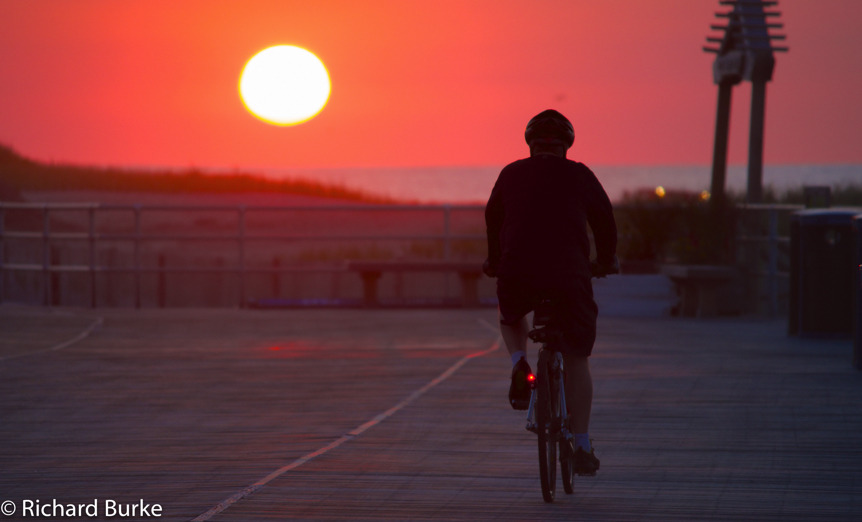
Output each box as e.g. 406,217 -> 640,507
1,0 -> 860,171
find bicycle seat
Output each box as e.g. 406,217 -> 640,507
529,299 -> 564,345
532,299 -> 554,327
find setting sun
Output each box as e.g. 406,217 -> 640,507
238,45 -> 330,126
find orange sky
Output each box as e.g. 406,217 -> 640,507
1,0 -> 860,171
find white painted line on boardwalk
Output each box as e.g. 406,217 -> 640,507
477,317 -> 500,336
0,316 -> 103,362
192,331 -> 501,522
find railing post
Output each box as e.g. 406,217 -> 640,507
238,205 -> 246,308
42,206 -> 52,307
134,205 -> 142,309
767,207 -> 779,317
0,205 -> 5,304
157,254 -> 167,308
443,204 -> 452,260
89,206 -> 97,308
272,257 -> 280,299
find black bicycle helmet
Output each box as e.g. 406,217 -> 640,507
524,109 -> 575,149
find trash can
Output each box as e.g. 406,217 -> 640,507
854,215 -> 862,369
789,209 -> 859,338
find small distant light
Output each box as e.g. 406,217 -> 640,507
700,190 -> 711,201
655,186 -> 666,198
527,373 -> 536,382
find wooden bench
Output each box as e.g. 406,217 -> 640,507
661,264 -> 739,318
346,261 -> 484,307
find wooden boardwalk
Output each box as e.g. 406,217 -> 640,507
1,301 -> 860,521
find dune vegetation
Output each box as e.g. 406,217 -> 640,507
0,144 -> 402,204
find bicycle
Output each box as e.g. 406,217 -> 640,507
525,298 -> 573,502
524,261 -> 617,503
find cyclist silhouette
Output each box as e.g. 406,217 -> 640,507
484,109 -> 618,476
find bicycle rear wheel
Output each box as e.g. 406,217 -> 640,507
559,368 -> 575,494
536,350 -> 557,503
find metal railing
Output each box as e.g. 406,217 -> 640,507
0,202 -> 486,308
1,200 -> 808,313
736,203 -> 803,316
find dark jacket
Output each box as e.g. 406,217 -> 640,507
485,155 -> 617,281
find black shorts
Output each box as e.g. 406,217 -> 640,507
497,275 -> 598,357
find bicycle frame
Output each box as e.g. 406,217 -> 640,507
519,266 -> 614,502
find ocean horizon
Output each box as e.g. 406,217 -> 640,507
259,164 -> 861,204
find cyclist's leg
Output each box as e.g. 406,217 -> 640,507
500,313 -> 529,359
562,352 -> 593,435
496,276 -> 533,364
556,277 -> 596,436
502,314 -> 532,409
497,277 -> 535,409
557,276 -> 600,474
563,352 -> 600,475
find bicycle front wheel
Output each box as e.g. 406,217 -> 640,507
536,350 -> 557,503
560,428 -> 575,494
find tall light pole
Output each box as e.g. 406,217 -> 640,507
704,0 -> 787,204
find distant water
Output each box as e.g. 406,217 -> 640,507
264,164 -> 860,204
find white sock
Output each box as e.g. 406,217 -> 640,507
510,350 -> 526,367
575,433 -> 591,452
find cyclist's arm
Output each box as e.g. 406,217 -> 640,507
583,169 -> 618,268
484,177 -> 504,277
